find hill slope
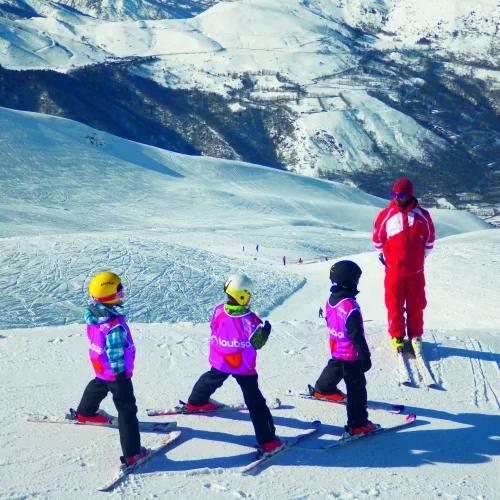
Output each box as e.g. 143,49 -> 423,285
0,0 -> 499,222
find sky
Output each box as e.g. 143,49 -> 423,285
1,106 -> 499,499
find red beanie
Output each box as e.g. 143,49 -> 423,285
392,178 -> 414,196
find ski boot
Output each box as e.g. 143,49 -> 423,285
343,421 -> 380,439
72,409 -> 112,425
186,401 -> 219,412
120,447 -> 149,469
257,437 -> 286,457
313,390 -> 346,403
411,336 -> 423,355
308,384 -> 346,403
392,337 -> 405,353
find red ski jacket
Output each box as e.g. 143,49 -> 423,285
372,197 -> 435,275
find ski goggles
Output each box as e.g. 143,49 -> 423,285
93,283 -> 124,303
391,192 -> 407,199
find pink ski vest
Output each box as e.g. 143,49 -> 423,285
208,303 -> 262,375
326,298 -> 364,361
86,315 -> 136,382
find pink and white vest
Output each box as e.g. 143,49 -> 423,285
86,315 -> 136,382
208,303 -> 262,375
326,298 -> 364,361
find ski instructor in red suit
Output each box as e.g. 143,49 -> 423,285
372,178 -> 435,353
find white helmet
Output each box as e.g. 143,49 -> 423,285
224,274 -> 253,306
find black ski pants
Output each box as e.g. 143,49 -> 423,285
77,377 -> 141,457
188,367 -> 276,445
315,358 -> 368,428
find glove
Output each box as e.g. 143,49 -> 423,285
250,321 -> 272,350
362,359 -> 372,373
378,253 -> 387,267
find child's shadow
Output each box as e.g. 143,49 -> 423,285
145,412 -> 331,473
136,408 -> 500,475
237,410 -> 500,474
290,409 -> 500,472
141,427 -> 264,472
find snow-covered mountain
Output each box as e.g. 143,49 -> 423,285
1,105 -> 500,500
0,0 -> 499,222
0,0 -> 224,21
53,0 -> 221,21
0,106 -> 489,326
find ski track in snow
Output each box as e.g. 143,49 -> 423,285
2,247 -> 500,500
0,108 -> 499,499
0,235 -> 304,330
467,338 -> 500,411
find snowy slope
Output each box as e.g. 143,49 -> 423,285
379,0 -> 500,55
0,107 -> 499,499
0,106 -> 488,327
2,0 -> 497,72
53,0 -> 221,22
1,0 -> 498,198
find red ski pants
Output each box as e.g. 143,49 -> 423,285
384,268 -> 427,339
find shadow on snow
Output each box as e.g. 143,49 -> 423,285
132,409 -> 500,474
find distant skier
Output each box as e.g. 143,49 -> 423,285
256,244 -> 259,252
75,272 -> 148,468
310,261 -> 378,437
372,178 -> 435,354
282,256 -> 286,266
185,274 -> 284,454
299,258 -> 303,264
318,306 -> 323,318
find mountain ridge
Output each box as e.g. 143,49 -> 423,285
0,0 -> 499,222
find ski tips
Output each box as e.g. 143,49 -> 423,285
389,405 -> 405,414
161,430 -> 182,443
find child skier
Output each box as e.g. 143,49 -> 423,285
186,274 -> 284,454
74,271 -> 147,467
311,261 -> 379,436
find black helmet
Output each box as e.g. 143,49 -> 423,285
329,260 -> 362,288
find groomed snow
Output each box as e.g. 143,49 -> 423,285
0,107 -> 499,498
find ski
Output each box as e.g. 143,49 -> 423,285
413,348 -> 437,387
147,397 -> 281,417
98,430 -> 182,492
290,386 -> 405,414
27,409 -> 177,433
322,414 -> 417,450
241,420 -> 321,474
397,349 -> 412,386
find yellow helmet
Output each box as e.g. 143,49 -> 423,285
224,274 -> 253,306
88,272 -> 124,305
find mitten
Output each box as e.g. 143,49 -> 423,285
378,253 -> 387,267
250,321 -> 272,350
